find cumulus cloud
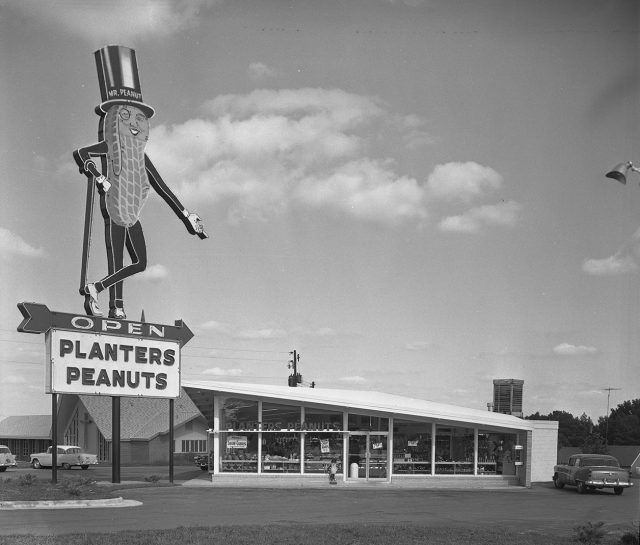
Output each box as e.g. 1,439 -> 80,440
199,320 -> 232,334
234,328 -> 287,340
0,227 -> 46,259
583,255 -> 638,276
553,343 -> 598,356
405,341 -> 436,351
339,375 -> 367,384
6,0 -> 219,42
147,88 -> 517,229
438,200 -> 522,233
426,162 -> 503,203
133,263 -> 170,282
583,226 -> 640,276
202,367 -> 243,376
247,62 -> 277,80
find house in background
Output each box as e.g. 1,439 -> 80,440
0,388 -> 208,464
0,415 -> 51,460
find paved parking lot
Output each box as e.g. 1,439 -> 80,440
1,465 -> 638,539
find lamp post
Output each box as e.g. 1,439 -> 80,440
605,161 -> 640,184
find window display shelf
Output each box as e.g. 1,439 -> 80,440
434,461 -> 474,474
262,460 -> 301,473
221,459 -> 258,472
392,461 -> 432,474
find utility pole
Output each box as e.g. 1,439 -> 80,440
602,387 -> 621,445
288,350 -> 301,387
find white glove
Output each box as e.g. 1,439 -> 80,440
96,175 -> 111,193
183,209 -> 208,238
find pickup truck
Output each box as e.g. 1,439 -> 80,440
553,454 -> 633,495
30,445 -> 98,470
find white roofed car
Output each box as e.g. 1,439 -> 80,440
0,445 -> 17,472
30,445 -> 98,470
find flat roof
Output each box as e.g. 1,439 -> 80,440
182,380 -> 534,431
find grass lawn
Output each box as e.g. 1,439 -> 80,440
0,524 -> 583,545
0,474 -> 170,502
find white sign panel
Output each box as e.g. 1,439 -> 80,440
45,328 -> 180,398
226,436 -> 248,449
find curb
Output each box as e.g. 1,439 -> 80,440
0,497 -> 142,510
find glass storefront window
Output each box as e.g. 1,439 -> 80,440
304,432 -> 343,474
435,426 -> 474,475
262,402 -> 301,430
392,419 -> 432,475
262,432 -> 301,473
478,431 -> 517,475
219,432 -> 258,473
220,397 -> 259,430
348,413 -> 388,431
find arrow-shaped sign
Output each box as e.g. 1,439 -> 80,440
17,302 -> 194,347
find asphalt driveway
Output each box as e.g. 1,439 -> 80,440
0,465 -> 637,539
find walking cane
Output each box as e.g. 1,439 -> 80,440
74,151 -> 99,299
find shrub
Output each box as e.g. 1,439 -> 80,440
18,474 -> 36,487
144,474 -> 161,483
60,480 -> 83,497
618,532 -> 639,545
574,521 -> 605,544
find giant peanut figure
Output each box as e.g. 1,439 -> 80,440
74,45 -> 207,320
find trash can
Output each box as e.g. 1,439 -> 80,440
350,462 -> 359,478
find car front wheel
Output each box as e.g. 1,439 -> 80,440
0,467 -> 6,472
576,481 -> 586,494
31,459 -> 41,469
553,474 -> 564,489
61,463 -> 71,470
80,465 -> 89,470
613,487 -> 624,495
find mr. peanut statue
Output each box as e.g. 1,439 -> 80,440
74,45 -> 207,320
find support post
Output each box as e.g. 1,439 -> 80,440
112,396 -> 120,483
51,393 -> 58,484
169,398 -> 174,483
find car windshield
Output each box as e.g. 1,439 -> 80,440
0,447 -> 10,454
65,448 -> 81,454
587,458 -> 619,467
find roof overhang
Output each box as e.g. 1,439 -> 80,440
182,380 -> 534,432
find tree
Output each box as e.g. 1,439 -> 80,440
525,410 -> 594,448
600,399 -> 640,445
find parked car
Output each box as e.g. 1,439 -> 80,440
194,454 -> 209,471
30,445 -> 98,470
553,454 -> 633,495
0,445 -> 17,472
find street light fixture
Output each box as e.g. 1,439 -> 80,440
605,161 -> 640,184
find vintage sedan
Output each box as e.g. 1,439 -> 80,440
30,445 -> 98,470
0,445 -> 17,472
553,454 -> 633,495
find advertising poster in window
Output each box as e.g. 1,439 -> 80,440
226,435 -> 248,449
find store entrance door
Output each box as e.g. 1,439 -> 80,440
348,432 -> 388,480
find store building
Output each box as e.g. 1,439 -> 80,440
182,380 -> 558,488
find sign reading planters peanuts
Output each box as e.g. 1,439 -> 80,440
74,45 -> 208,321
46,329 -> 180,397
18,303 -> 192,398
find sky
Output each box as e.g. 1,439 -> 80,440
0,0 -> 638,423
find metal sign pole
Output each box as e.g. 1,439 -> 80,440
112,396 -> 120,483
51,393 -> 58,484
169,398 -> 174,483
